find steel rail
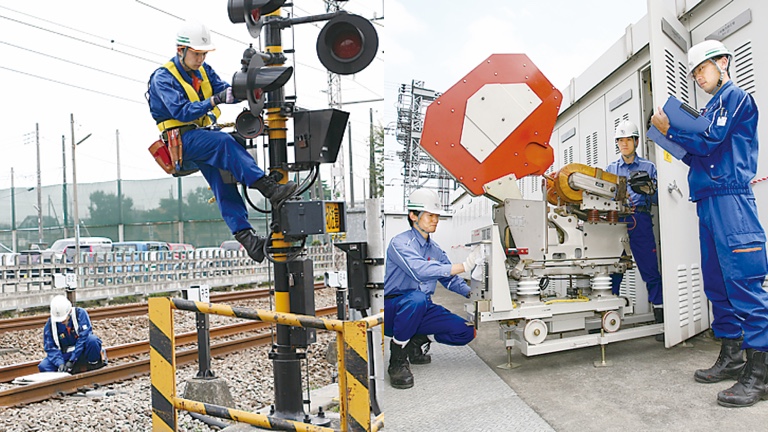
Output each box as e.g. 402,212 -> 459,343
0,306 -> 336,406
0,284 -> 325,333
0,318 -> 269,383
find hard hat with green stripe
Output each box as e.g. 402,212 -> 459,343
687,40 -> 731,76
177,21 -> 216,52
407,188 -> 448,216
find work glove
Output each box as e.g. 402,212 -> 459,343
462,245 -> 484,273
57,361 -> 74,373
471,257 -> 486,281
212,88 -> 236,106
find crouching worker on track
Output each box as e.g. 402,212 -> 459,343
384,188 -> 481,389
38,295 -> 107,374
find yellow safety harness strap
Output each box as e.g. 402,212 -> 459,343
156,61 -> 221,132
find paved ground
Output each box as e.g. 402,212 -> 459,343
381,287 -> 768,432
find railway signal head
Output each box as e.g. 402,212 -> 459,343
316,13 -> 379,75
231,46 -> 293,113
227,0 -> 286,37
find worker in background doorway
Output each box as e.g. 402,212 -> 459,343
605,120 -> 664,342
38,295 -> 107,373
146,21 -> 296,263
652,39 -> 768,408
384,188 -> 481,389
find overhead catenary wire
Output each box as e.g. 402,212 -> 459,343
0,4 -> 167,60
0,14 -> 161,64
0,41 -> 145,84
0,65 -> 144,104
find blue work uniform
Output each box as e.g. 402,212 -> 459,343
38,307 -> 103,372
665,80 -> 768,350
147,56 -> 266,234
606,155 -> 663,305
384,227 -> 475,346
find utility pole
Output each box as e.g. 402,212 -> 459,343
369,107 -> 375,198
116,129 -> 123,242
348,122 -> 354,207
35,123 -> 43,246
326,0 -> 344,204
62,135 -> 68,238
10,168 -> 16,252
70,114 -> 80,305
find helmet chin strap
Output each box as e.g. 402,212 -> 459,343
179,46 -> 192,71
709,58 -> 726,94
412,212 -> 430,238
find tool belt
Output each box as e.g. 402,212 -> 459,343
147,124 -> 199,176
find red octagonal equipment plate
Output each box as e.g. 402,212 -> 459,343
420,54 -> 562,196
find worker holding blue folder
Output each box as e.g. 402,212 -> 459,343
651,40 -> 768,408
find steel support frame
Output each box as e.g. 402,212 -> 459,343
148,297 -> 384,432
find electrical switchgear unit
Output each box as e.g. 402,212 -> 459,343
419,54 -> 664,356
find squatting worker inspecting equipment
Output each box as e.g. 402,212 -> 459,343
651,39 -> 768,408
146,21 -> 296,263
605,120 -> 664,342
38,295 -> 107,373
384,188 -> 481,389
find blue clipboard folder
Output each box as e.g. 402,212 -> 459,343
647,95 -> 710,160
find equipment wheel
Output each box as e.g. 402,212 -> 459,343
601,310 -> 621,333
523,319 -> 548,345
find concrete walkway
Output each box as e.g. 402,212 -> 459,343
382,341 -> 554,431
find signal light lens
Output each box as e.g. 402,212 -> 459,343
316,13 -> 378,75
332,30 -> 363,60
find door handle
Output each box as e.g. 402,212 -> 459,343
667,180 -> 683,198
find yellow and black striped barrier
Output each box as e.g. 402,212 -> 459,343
149,297 -> 177,432
149,297 -> 384,431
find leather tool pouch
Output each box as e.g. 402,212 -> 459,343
148,139 -> 175,174
167,128 -> 183,172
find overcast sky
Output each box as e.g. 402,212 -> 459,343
383,0 -> 648,210
0,0 -> 384,201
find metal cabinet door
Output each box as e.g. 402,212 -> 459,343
647,0 -> 710,347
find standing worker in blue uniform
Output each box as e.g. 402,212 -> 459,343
384,188 -> 482,389
38,295 -> 107,373
147,21 -> 296,263
606,120 -> 664,341
652,39 -> 768,407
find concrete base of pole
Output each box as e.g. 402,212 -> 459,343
183,376 -> 235,408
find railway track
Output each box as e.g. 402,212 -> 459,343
0,305 -> 336,406
0,283 -> 326,333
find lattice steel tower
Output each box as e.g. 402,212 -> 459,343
395,80 -> 454,210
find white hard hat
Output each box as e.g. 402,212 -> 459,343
688,40 -> 732,76
177,21 -> 216,52
50,295 -> 72,323
614,120 -> 639,141
406,188 -> 447,216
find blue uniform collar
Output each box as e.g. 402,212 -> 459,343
410,226 -> 431,247
617,154 -> 649,169
172,56 -> 201,84
710,80 -> 734,100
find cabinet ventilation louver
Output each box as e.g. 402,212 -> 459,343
733,40 -> 755,94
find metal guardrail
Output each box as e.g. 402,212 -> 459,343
150,297 -> 384,432
0,245 -> 341,312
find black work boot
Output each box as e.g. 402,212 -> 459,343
234,229 -> 267,263
405,334 -> 432,365
653,307 -> 665,342
388,340 -> 414,389
717,349 -> 768,407
251,175 -> 297,207
694,338 -> 746,383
